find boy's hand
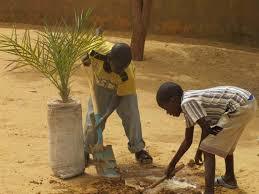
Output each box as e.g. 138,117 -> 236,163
81,54 -> 91,66
209,126 -> 223,135
94,116 -> 107,130
194,149 -> 203,165
198,117 -> 222,136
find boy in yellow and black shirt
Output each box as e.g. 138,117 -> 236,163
82,42 -> 152,165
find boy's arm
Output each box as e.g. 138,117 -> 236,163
103,94 -> 122,121
194,117 -> 211,165
166,126 -> 194,177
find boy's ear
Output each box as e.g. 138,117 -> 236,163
169,96 -> 181,104
169,97 -> 175,103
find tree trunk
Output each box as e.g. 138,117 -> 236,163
131,0 -> 152,61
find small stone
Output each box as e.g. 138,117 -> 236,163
17,160 -> 25,164
7,98 -> 15,101
179,178 -> 185,182
171,150 -> 176,153
30,180 -> 40,185
49,179 -> 58,184
257,154 -> 259,157
239,169 -> 245,173
29,90 -> 37,93
187,159 -> 196,168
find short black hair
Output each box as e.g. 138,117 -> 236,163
110,43 -> 132,69
156,82 -> 183,106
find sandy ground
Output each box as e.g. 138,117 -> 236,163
0,27 -> 259,194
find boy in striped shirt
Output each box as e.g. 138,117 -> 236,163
156,82 -> 257,194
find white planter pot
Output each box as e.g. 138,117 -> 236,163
47,97 -> 85,179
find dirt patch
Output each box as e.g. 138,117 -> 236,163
0,27 -> 258,194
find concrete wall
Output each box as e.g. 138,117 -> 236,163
0,0 -> 259,45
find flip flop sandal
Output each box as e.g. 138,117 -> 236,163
135,150 -> 153,164
214,176 -> 238,189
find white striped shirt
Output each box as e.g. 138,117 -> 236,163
181,86 -> 252,128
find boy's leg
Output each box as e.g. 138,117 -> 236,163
116,94 -> 145,152
204,151 -> 215,194
223,154 -> 237,185
116,95 -> 152,163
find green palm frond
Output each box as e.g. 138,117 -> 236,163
0,9 -> 105,102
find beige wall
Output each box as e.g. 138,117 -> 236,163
1,0 -> 259,45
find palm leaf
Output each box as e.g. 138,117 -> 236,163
0,9 -> 105,102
